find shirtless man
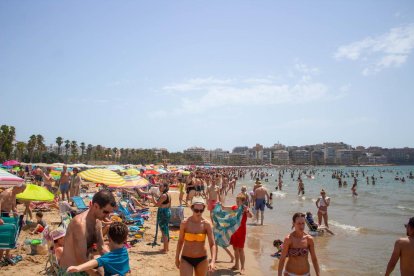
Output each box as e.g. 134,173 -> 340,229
41,167 -> 54,192
60,190 -> 116,275
69,168 -> 82,205
34,167 -> 43,185
0,184 -> 26,261
254,183 -> 270,225
60,166 -> 71,201
385,217 -> 414,276
206,181 -> 221,220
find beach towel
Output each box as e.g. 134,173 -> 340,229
149,207 -> 171,247
212,204 -> 243,248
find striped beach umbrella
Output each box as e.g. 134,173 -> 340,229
126,168 -> 140,176
0,169 -> 25,187
79,169 -> 126,186
107,175 -> 149,188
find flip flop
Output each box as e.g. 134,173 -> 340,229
0,259 -> 9,267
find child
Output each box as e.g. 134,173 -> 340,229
271,239 -> 283,258
50,228 -> 66,264
30,212 -> 47,234
67,222 -> 130,276
306,212 -> 318,231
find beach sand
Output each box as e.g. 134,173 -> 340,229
0,189 -> 262,276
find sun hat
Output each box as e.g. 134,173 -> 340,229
191,197 -> 206,206
50,228 -> 66,241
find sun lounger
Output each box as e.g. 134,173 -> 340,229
0,215 -> 23,249
71,196 -> 89,211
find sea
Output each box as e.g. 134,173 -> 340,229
232,166 -> 414,276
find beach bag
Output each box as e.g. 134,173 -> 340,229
169,207 -> 184,227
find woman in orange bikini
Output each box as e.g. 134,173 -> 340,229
175,197 -> 216,276
278,212 -> 320,276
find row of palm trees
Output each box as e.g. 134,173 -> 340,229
0,125 -> 204,164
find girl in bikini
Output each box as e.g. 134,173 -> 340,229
175,197 -> 216,276
278,212 -> 320,276
315,189 -> 330,228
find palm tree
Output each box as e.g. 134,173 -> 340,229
36,134 -> 46,160
0,125 -> 16,160
105,148 -> 111,160
27,135 -> 37,162
112,147 -> 118,161
56,137 -> 63,155
80,142 -> 86,161
87,144 -> 93,161
70,141 -> 78,162
64,140 -> 70,161
96,145 -> 103,160
15,141 -> 26,161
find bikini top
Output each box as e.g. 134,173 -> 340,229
161,193 -> 170,205
288,247 -> 309,257
184,232 -> 206,242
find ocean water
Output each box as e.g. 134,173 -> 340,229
235,166 -> 414,276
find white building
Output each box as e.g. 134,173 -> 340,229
273,150 -> 289,165
183,147 -> 210,162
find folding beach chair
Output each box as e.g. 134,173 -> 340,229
117,202 -> 145,226
71,196 -> 89,212
0,215 -> 23,250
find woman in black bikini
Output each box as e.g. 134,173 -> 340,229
278,212 -> 320,276
175,197 -> 216,276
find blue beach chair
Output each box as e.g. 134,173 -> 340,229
118,202 -> 145,226
72,196 -> 89,211
0,215 -> 23,250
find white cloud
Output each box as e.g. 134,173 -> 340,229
152,63 -> 341,117
334,24 -> 414,75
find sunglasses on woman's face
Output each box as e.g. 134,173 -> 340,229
193,208 -> 205,213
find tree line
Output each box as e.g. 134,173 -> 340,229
0,125 -> 203,165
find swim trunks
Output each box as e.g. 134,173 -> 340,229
255,199 -> 266,211
60,183 -> 70,193
207,199 -> 217,211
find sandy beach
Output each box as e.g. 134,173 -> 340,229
0,188 -> 262,276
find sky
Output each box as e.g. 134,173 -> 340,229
1,1 -> 414,151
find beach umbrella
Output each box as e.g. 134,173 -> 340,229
106,165 -> 125,172
16,184 -> 54,201
52,163 -> 65,167
2,160 -> 20,166
108,175 -> 149,188
156,168 -> 168,174
0,169 -> 25,187
79,169 -> 126,186
126,168 -> 140,176
142,170 -> 159,176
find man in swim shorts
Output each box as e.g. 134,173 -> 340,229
206,180 -> 220,220
60,166 -> 71,201
254,182 -> 270,226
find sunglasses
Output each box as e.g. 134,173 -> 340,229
193,208 -> 205,213
102,209 -> 112,214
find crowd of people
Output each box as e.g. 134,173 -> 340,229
1,165 -> 413,275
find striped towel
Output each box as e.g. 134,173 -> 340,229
212,204 -> 243,248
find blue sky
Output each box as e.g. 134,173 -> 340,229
1,1 -> 414,151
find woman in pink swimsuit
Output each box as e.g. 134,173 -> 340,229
278,212 -> 320,276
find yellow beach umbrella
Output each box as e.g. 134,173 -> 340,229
108,175 -> 149,189
16,184 -> 54,202
126,168 -> 140,176
79,169 -> 126,186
